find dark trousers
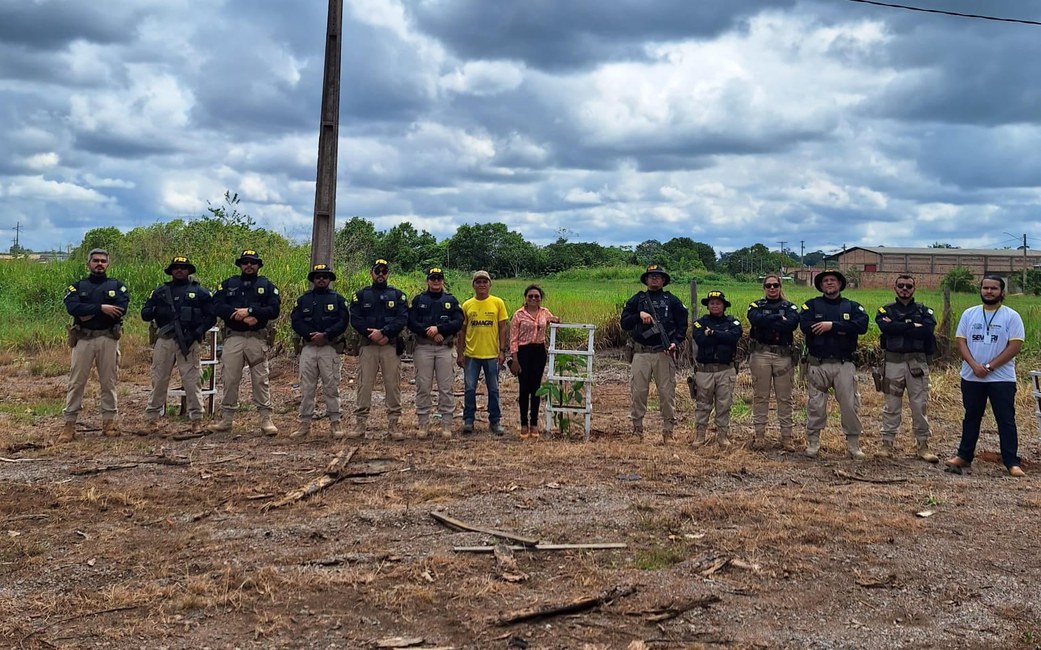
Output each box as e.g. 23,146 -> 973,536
957,379 -> 1020,468
517,344 -> 548,427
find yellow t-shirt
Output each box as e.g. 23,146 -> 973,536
461,295 -> 508,359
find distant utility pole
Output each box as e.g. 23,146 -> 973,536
12,221 -> 21,252
310,0 -> 343,268
1023,233 -> 1028,292
777,241 -> 786,272
800,240 -> 805,267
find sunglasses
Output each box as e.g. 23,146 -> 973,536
896,283 -> 914,289
526,294 -> 542,300
764,283 -> 780,289
170,265 -> 191,270
373,269 -> 389,275
240,261 -> 259,266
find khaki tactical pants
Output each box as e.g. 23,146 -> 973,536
805,361 -> 863,438
630,352 -> 676,431
749,350 -> 794,437
219,335 -> 273,416
880,359 -> 930,440
694,367 -> 736,436
64,335 -> 120,422
413,343 -> 455,423
354,343 -> 401,418
145,338 -> 203,421
298,344 -> 342,423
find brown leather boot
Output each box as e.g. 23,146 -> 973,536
846,436 -> 866,461
259,412 -> 278,436
805,434 -> 821,458
916,438 -> 939,463
877,439 -> 896,459
417,418 -> 430,440
290,421 -> 311,438
208,412 -> 234,433
190,420 -> 203,435
330,421 -> 345,439
57,421 -> 76,443
102,420 -> 119,437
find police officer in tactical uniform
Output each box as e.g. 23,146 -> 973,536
875,274 -> 939,463
140,256 -> 217,436
692,290 -> 742,447
59,248 -> 130,442
290,263 -> 349,439
349,259 -> 408,440
800,270 -> 869,459
210,250 -> 281,435
408,267 -> 463,439
620,264 -> 689,443
747,273 -> 800,450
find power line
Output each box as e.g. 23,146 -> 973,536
845,0 -> 1041,27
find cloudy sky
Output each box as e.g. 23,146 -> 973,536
3,0 -> 1040,256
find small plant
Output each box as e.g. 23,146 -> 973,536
924,494 -> 942,508
634,546 -> 685,571
536,353 -> 586,436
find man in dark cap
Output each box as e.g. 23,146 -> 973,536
58,248 -> 130,442
210,249 -> 281,435
800,270 -> 869,459
691,290 -> 742,447
290,263 -> 349,439
408,267 -> 463,439
620,264 -> 688,443
140,256 -> 216,436
349,259 -> 408,440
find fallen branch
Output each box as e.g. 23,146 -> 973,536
19,604 -> 143,645
262,446 -> 359,511
69,463 -> 139,476
496,584 -> 636,626
834,469 -> 908,484
0,456 -> 42,463
639,595 -> 722,622
431,511 -> 539,547
172,431 -> 209,441
454,543 -> 627,553
196,453 -> 248,466
141,456 -> 190,466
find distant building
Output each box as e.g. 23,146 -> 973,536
819,247 -> 1041,289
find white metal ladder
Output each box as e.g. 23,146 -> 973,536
544,323 -> 596,440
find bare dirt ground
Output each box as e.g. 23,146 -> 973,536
2,346 -> 1041,650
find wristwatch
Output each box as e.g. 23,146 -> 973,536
984,363 -> 993,372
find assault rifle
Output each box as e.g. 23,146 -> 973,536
639,293 -> 675,357
159,284 -> 192,358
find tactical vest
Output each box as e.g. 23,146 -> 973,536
879,301 -> 935,355
748,298 -> 797,346
71,277 -> 126,331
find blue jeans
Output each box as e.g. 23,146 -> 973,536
957,379 -> 1019,468
463,357 -> 500,426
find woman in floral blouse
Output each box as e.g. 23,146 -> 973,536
509,284 -> 560,438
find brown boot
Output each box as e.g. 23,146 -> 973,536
208,412 -> 234,433
751,431 -> 767,450
290,421 -> 311,439
259,412 -> 278,437
916,438 -> 939,464
716,433 -> 731,448
102,420 -> 119,437
440,419 -> 453,439
876,438 -> 896,460
57,421 -> 76,443
692,430 -> 707,447
846,437 -> 866,461
347,417 -> 365,439
330,421 -> 345,439
805,434 -> 821,458
662,428 -> 674,445
388,417 -> 405,441
190,420 -> 203,435
780,433 -> 795,452
417,419 -> 430,440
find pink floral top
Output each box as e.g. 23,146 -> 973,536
509,307 -> 558,354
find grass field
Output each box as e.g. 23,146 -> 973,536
3,260 -> 1040,360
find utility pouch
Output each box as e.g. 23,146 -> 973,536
686,373 -> 697,400
110,323 -> 123,341
292,335 -> 304,355
395,336 -> 405,356
331,335 -> 346,355
67,324 -> 80,349
148,322 -> 159,346
909,366 -> 925,378
265,323 -> 277,347
871,366 -> 883,392
624,340 -> 635,364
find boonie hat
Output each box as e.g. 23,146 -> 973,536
427,267 -> 445,280
640,263 -> 671,286
165,255 -> 197,275
236,249 -> 263,267
701,290 -> 731,308
308,263 -> 336,282
814,270 -> 847,292
472,270 -> 491,282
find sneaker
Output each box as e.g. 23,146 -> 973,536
490,423 -> 505,436
462,421 -> 474,434
1009,465 -> 1026,478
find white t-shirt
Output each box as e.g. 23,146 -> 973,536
955,304 -> 1025,383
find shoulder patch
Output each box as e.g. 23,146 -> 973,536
733,320 -> 740,326
927,308 -> 934,315
748,302 -> 757,309
878,307 -> 887,314
67,285 -> 76,293
858,305 -> 865,312
217,283 -> 223,291
693,322 -> 703,329
120,285 -> 128,292
352,294 -> 359,303
801,303 -> 809,310
273,288 -> 279,295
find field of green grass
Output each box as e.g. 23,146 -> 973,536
3,260 -> 1040,361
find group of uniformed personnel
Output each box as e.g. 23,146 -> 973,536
623,264 -> 950,463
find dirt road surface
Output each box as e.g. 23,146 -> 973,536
2,349 -> 1040,649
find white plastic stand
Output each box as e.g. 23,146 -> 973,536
544,323 -> 596,440
167,326 -> 220,416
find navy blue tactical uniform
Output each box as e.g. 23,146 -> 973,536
691,292 -> 742,444
620,290 -> 688,351
692,313 -> 742,365
291,287 -> 349,343
800,296 -> 869,362
142,279 -> 217,347
748,298 -> 800,349
876,300 -> 936,356
65,275 -> 130,334
747,295 -> 800,446
213,275 -> 281,333
350,284 -> 408,342
876,297 -> 937,457
408,290 -> 464,343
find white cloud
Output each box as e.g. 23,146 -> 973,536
23,152 -> 60,170
6,176 -> 113,203
441,60 -> 525,96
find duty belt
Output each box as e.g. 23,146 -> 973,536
79,328 -> 115,340
415,336 -> 454,347
633,342 -> 667,353
752,343 -> 791,355
698,362 -> 733,372
807,355 -> 848,366
227,330 -> 265,339
885,351 -> 927,363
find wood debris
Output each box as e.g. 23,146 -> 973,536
376,637 -> 425,648
0,456 -> 41,463
834,469 -> 908,484
454,543 -> 627,553
496,584 -> 637,626
431,511 -> 539,547
494,543 -> 529,583
855,573 -> 902,589
639,595 -> 721,622
262,446 -> 359,510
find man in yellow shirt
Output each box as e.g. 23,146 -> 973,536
456,270 -> 508,435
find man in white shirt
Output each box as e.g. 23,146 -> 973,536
946,275 -> 1026,477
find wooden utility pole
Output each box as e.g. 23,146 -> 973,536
310,0 -> 343,267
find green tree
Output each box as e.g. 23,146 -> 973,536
447,222 -> 538,277
720,243 -> 787,276
941,266 -> 975,293
334,217 -> 379,271
74,226 -> 125,261
662,237 -> 711,273
633,239 -> 664,266
374,222 -> 438,271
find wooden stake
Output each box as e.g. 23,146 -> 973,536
431,511 -> 539,547
496,584 -> 636,626
262,446 -> 359,511
454,543 -> 627,553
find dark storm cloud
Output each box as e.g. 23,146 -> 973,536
0,1 -> 145,49
408,0 -> 796,71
